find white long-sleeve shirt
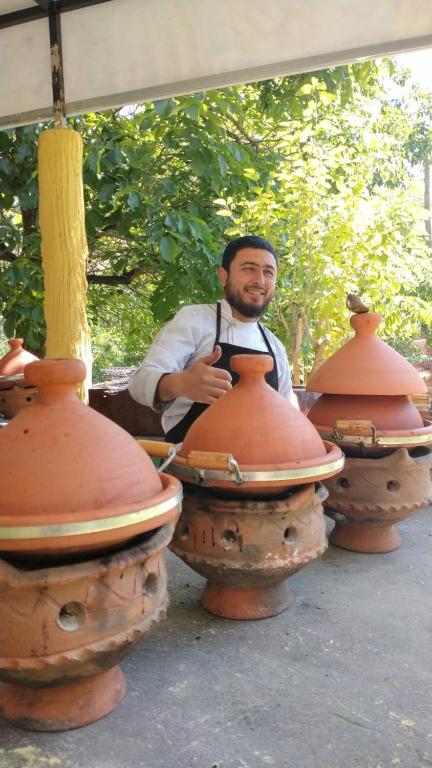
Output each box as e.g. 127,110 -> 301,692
128,299 -> 297,434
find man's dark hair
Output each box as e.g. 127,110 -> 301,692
221,236 -> 278,272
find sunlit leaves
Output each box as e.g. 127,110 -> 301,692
1,58 -> 431,371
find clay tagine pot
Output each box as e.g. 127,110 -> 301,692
162,354 -> 343,495
0,358 -> 182,557
0,340 -> 39,419
307,311 -> 432,451
0,522 -> 174,731
0,338 -> 38,378
306,303 -> 432,552
142,354 -> 343,620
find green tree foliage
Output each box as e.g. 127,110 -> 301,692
0,59 -> 431,380
0,126 -> 44,350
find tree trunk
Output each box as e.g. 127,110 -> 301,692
291,312 -> 303,386
21,208 -> 38,237
425,158 -> 432,248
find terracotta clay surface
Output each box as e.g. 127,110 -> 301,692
324,447 -> 432,553
307,313 -> 427,396
0,358 -> 181,555
170,483 -> 328,620
0,666 -> 126,732
0,339 -> 38,377
180,355 -> 327,465
0,522 -> 174,731
170,354 -> 343,494
308,394 -> 424,432
0,385 -> 38,418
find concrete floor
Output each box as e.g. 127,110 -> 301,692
1,506 -> 431,768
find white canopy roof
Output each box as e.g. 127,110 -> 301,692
1,0 -> 432,128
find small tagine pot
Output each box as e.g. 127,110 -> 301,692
142,354 -> 343,620
0,340 -> 39,419
0,358 -> 182,556
0,358 -> 182,730
307,307 -> 432,553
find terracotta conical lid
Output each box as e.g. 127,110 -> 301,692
0,339 -> 38,377
0,358 -> 181,554
179,354 -> 327,465
307,313 -> 427,395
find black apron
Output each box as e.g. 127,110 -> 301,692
165,301 -> 279,443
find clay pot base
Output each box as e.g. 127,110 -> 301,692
171,482 -> 328,621
0,665 -> 126,731
329,519 -> 401,554
201,580 -> 294,620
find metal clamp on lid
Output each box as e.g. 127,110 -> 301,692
333,420 -> 377,444
186,451 -> 244,485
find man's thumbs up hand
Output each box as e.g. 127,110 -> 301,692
182,344 -> 232,404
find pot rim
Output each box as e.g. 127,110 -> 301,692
0,473 -> 182,546
168,440 -> 344,488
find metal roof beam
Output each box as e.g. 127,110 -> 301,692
0,0 -> 112,30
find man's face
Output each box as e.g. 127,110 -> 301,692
219,248 -> 277,321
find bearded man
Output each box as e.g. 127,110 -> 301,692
128,235 -> 297,441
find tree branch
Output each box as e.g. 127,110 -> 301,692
86,267 -> 148,285
0,244 -> 16,263
225,114 -> 261,151
1,245 -> 151,288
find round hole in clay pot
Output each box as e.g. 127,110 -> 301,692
387,480 -> 400,492
220,530 -> 237,549
57,601 -> 86,631
284,527 -> 296,544
143,572 -> 159,598
338,477 -> 350,489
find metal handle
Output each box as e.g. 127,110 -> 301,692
136,439 -> 180,473
186,451 -> 244,484
333,420 -> 377,443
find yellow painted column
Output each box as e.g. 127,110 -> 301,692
38,127 -> 91,399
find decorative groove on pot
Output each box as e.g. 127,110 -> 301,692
0,604 -> 168,674
0,523 -> 174,698
324,447 -> 432,553
170,484 -> 327,620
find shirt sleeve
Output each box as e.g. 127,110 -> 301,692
127,306 -> 210,411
